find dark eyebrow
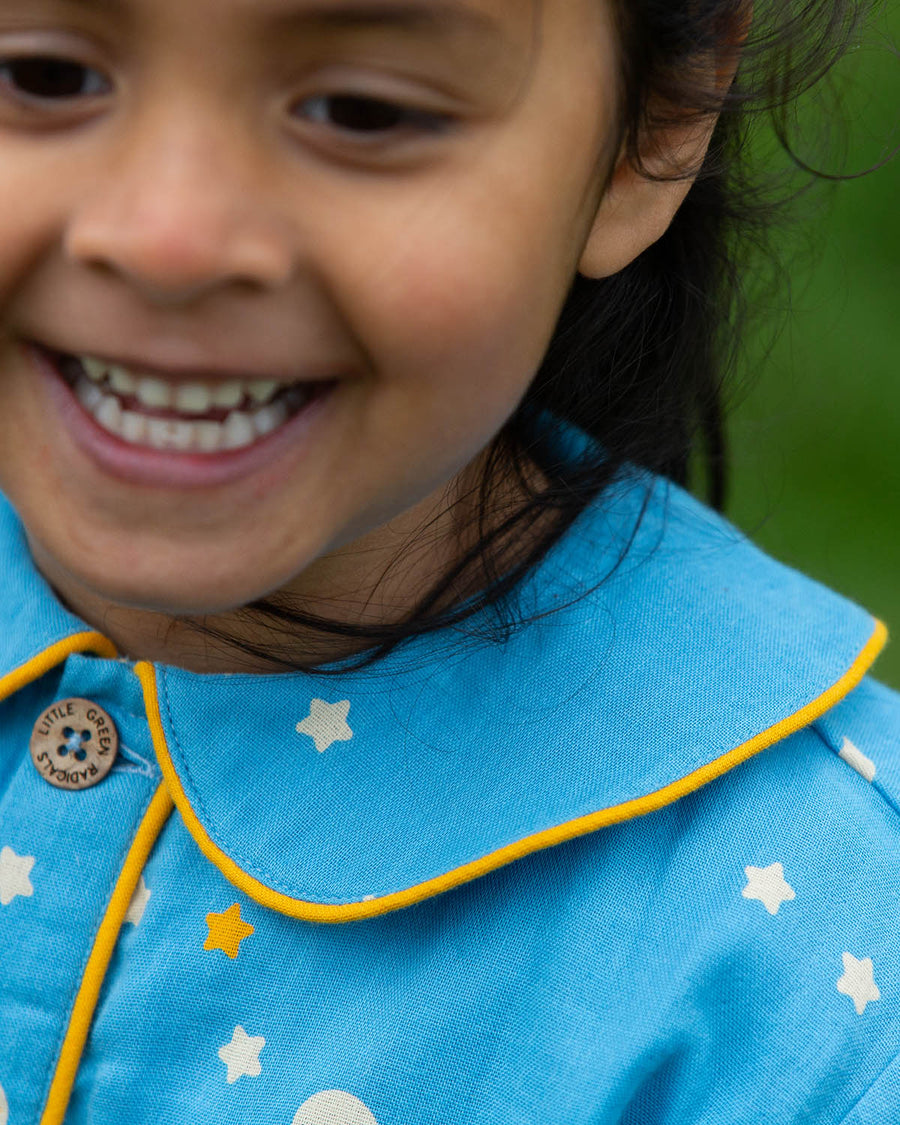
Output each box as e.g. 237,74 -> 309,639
264,1 -> 505,39
46,0 -> 506,42
41,0 -> 128,10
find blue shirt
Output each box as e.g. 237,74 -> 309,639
1,472 -> 898,1124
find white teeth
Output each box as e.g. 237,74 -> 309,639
121,410 -> 146,444
253,401 -> 288,436
68,350 -> 315,454
94,394 -> 122,431
142,417 -> 197,452
163,419 -> 196,452
210,381 -> 244,409
76,355 -> 286,414
222,411 -> 255,450
83,357 -> 107,383
144,417 -> 172,451
195,420 -> 224,452
135,375 -> 172,410
108,365 -> 137,396
79,380 -> 105,413
73,374 -> 304,453
174,383 -> 213,413
247,379 -> 279,404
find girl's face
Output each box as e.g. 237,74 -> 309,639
0,0 -> 622,654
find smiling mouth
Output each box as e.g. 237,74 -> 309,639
41,344 -> 333,454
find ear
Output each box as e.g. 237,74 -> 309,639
577,120 -> 715,279
578,41 -> 744,280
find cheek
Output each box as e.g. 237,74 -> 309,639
0,146 -> 75,307
317,178 -> 582,424
334,244 -> 565,524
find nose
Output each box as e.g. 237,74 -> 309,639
63,113 -> 296,305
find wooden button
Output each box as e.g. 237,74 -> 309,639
30,698 -> 119,791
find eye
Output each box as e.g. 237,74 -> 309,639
0,56 -> 111,102
295,93 -> 449,137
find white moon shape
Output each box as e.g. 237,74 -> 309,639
292,1089 -> 378,1125
0,1079 -> 8,1125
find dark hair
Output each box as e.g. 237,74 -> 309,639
213,0 -> 881,672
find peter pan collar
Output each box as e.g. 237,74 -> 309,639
0,478 -> 886,923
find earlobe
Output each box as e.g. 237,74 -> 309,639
577,157 -> 699,279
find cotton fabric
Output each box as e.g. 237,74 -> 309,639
1,472 -> 900,1123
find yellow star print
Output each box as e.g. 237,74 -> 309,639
204,903 -> 255,959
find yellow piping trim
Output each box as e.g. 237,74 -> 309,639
40,782 -> 174,1125
0,631 -> 117,703
134,618 -> 887,925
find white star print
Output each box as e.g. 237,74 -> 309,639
218,1025 -> 265,1083
124,875 -> 151,926
837,952 -> 881,1015
296,699 -> 353,753
741,862 -> 795,915
292,1090 -> 379,1125
0,845 -> 35,906
838,737 -> 876,783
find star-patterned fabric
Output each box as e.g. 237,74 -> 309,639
0,844 -> 34,906
123,874 -> 151,926
295,699 -> 354,753
205,903 -> 255,958
741,862 -> 796,915
2,476 -> 900,1123
218,1025 -> 266,1083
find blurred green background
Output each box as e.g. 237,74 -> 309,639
726,2 -> 900,685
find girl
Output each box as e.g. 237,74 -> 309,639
0,0 -> 895,1121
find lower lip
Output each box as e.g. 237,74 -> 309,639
28,342 -> 337,490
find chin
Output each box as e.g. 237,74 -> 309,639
104,573 -> 273,617
42,546 -> 284,622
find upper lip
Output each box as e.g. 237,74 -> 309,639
32,338 -> 339,385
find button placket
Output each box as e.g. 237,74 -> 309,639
1,654 -> 162,1124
